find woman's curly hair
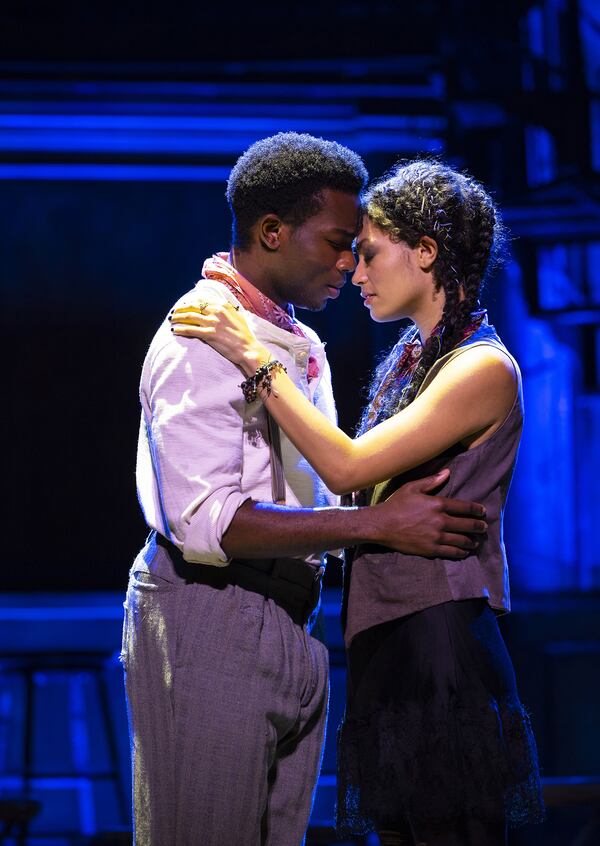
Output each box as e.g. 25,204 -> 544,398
358,159 -> 505,434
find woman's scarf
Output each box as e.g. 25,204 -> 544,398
361,310 -> 490,433
200,252 -> 319,381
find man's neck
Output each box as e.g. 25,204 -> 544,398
231,247 -> 288,309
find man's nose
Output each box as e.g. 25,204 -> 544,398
336,249 -> 356,275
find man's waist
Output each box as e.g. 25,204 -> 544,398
154,532 -> 324,626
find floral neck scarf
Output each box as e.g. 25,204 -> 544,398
200,252 -> 319,381
361,310 -> 490,433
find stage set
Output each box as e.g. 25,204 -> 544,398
1,1 -> 600,843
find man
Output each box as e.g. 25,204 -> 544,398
122,132 -> 486,845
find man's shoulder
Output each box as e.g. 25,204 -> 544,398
143,314 -> 237,388
140,328 -> 242,407
145,279 -> 237,364
172,279 -> 236,311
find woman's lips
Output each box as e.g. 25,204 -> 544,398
362,294 -> 376,307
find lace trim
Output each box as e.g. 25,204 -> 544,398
335,697 -> 544,837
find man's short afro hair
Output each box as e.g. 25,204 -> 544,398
226,132 -> 368,249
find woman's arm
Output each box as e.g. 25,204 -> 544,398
171,303 -> 518,495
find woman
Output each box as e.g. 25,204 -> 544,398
171,161 -> 544,845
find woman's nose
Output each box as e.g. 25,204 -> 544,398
352,264 -> 367,286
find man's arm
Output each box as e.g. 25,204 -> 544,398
223,469 -> 486,561
140,313 -> 252,566
143,309 -> 485,566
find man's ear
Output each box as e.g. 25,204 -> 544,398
258,214 -> 285,251
417,235 -> 438,271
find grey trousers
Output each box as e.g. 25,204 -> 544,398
121,535 -> 329,846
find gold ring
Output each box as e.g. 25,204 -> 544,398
197,301 -> 209,314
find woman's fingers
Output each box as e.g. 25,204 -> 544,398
169,300 -> 259,366
171,323 -> 215,338
171,310 -> 215,326
170,301 -> 240,323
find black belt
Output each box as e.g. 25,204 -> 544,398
154,532 -> 324,626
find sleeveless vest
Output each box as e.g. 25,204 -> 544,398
342,330 -> 523,648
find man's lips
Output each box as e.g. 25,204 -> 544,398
326,283 -> 344,299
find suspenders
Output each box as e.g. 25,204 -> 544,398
267,413 -> 287,505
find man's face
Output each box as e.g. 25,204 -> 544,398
274,189 -> 360,311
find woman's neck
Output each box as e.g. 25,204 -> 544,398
406,271 -> 447,343
412,296 -> 445,344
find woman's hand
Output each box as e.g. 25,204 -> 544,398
170,301 -> 270,376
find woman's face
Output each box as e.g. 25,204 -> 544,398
352,217 -> 436,323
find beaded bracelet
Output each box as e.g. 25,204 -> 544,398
240,360 -> 287,403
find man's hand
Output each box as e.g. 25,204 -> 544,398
368,469 -> 487,558
221,469 -> 485,561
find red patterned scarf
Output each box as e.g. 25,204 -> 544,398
201,252 -> 319,381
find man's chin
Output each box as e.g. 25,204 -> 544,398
295,297 -> 329,313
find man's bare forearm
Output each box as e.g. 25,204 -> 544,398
221,500 -> 373,558
220,473 -> 488,561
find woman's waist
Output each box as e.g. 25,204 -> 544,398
367,446 -> 515,511
344,548 -> 509,610
343,549 -> 510,643
345,545 -> 508,604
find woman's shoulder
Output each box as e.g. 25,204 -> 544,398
425,333 -> 519,393
454,340 -> 519,378
437,344 -> 517,393
416,338 -> 520,425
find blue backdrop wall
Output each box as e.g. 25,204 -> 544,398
1,0 -> 600,843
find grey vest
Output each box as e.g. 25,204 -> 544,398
343,333 -> 523,648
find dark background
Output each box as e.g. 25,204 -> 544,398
3,0 -> 599,593
1,1 -> 600,842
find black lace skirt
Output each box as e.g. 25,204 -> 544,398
336,599 -> 544,840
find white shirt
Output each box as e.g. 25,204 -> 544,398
136,279 -> 338,567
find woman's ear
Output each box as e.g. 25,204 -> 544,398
258,214 -> 284,251
417,235 -> 438,271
